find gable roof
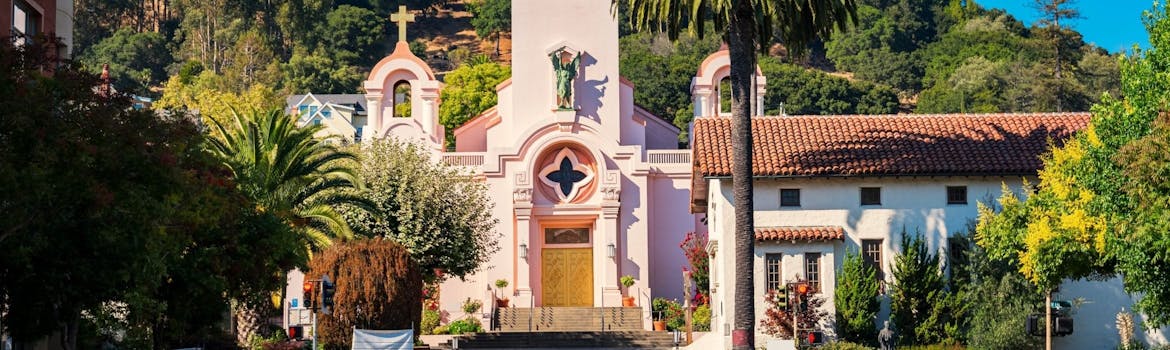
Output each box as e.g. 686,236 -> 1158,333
286,93 -> 367,113
691,112 -> 1090,178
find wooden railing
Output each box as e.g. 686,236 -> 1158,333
646,150 -> 692,164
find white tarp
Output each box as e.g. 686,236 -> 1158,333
351,329 -> 413,350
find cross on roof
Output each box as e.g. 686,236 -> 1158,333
390,5 -> 415,43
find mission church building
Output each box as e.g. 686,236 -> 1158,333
284,1 -> 1169,348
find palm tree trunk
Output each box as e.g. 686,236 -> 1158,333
728,2 -> 757,349
232,295 -> 267,347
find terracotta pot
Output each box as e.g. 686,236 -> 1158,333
497,299 -> 510,308
653,320 -> 667,331
622,296 -> 636,307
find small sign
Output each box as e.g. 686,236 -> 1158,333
291,298 -> 299,308
288,308 -> 313,326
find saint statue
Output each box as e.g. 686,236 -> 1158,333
549,47 -> 581,110
879,320 -> 896,350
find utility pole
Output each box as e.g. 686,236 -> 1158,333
1046,290 -> 1052,350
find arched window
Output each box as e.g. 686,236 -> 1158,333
393,80 -> 411,118
718,76 -> 732,115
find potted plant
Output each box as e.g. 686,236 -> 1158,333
620,275 -> 637,307
651,298 -> 671,331
494,279 -> 510,308
462,297 -> 483,317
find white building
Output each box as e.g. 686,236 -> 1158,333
691,112 -> 1170,349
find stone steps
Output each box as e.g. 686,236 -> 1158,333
443,331 -> 679,349
496,307 -> 644,332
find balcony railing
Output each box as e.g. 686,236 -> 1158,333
441,152 -> 486,167
646,150 -> 691,164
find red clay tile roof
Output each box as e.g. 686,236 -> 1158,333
691,113 -> 1090,178
756,227 -> 845,241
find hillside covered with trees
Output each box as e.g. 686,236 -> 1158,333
76,0 -> 1122,141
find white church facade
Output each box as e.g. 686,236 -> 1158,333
282,1 -> 1169,348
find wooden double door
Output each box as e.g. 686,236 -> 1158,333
541,247 -> 593,307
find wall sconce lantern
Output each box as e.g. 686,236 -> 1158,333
519,243 -> 528,260
607,242 -> 616,259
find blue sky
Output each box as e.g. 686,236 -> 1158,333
976,0 -> 1154,53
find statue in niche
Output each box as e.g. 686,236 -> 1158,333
549,47 -> 581,110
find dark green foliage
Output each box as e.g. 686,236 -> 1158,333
469,0 -> 511,55
310,238 -> 424,350
759,56 -> 900,115
954,231 -> 1043,349
410,40 -> 428,58
0,39 -> 301,348
281,48 -> 365,94
619,30 -> 721,142
1107,3 -> 1170,325
321,5 -> 390,67
890,231 -> 946,346
835,250 -> 880,346
77,28 -> 172,95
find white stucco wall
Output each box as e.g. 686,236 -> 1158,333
706,175 -> 1170,348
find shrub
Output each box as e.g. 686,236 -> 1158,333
447,318 -> 483,334
821,341 -> 875,350
680,232 -> 710,305
836,249 -> 880,345
431,325 -> 449,335
421,309 -> 440,335
651,298 -> 685,331
760,286 -> 829,339
693,304 -> 711,332
462,298 -> 483,315
890,232 -> 947,346
309,238 -> 423,350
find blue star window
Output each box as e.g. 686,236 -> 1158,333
545,157 -> 587,197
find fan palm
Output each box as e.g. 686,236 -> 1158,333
625,1 -> 857,349
205,107 -> 369,345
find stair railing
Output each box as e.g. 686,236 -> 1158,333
529,295 -> 534,332
599,286 -> 605,332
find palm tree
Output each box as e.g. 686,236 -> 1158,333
626,1 -> 856,349
205,108 -> 369,345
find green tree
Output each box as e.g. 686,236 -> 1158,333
954,231 -> 1044,350
469,0 -> 511,56
340,140 -> 500,282
758,56 -> 899,115
626,1 -> 858,348
973,6 -> 1170,343
1032,0 -> 1081,111
619,30 -> 722,143
281,48 -> 365,94
0,39 -> 297,349
322,5 -> 389,67
889,232 -> 947,346
77,28 -> 172,95
154,70 -> 283,129
835,250 -> 880,345
438,61 -> 511,145
204,108 -> 369,345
